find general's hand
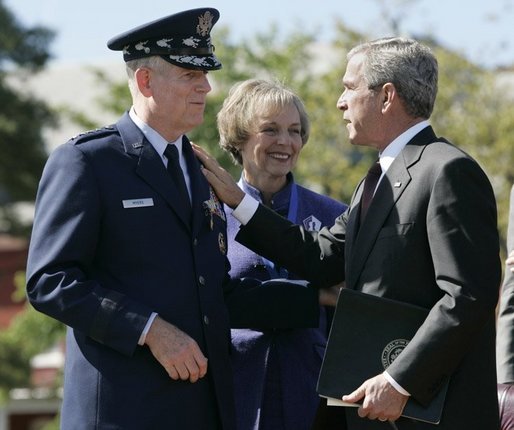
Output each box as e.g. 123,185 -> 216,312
342,373 -> 408,423
145,316 -> 208,383
507,250 -> 514,273
192,143 -> 245,208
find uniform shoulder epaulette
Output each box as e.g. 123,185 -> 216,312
69,125 -> 117,144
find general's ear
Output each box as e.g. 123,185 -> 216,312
134,67 -> 152,96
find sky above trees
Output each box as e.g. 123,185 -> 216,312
4,0 -> 514,69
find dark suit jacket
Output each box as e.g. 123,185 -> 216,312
236,126 -> 501,430
497,184 -> 514,384
26,112 -> 318,430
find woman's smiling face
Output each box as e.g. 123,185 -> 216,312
240,103 -> 303,186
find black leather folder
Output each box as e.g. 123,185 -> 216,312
317,288 -> 449,424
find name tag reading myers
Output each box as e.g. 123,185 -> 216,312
122,198 -> 154,209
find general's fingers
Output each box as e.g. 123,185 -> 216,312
183,351 -> 208,383
146,317 -> 209,383
194,351 -> 208,379
167,364 -> 180,380
165,352 -> 207,383
173,362 -> 190,381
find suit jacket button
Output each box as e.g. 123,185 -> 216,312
198,275 -> 205,286
193,238 -> 198,246
203,315 -> 209,325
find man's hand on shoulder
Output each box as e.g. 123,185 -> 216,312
192,143 -> 245,208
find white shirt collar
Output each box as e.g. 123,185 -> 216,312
379,120 -> 430,173
129,107 -> 183,161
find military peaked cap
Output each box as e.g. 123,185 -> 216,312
107,8 -> 222,70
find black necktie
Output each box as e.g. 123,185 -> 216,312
360,160 -> 382,223
164,144 -> 191,215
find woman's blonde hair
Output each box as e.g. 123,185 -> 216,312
217,78 -> 310,165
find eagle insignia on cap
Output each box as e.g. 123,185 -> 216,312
196,11 -> 214,36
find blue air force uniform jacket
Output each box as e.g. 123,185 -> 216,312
226,175 -> 347,430
26,112 -> 319,430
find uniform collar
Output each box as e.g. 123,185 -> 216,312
129,107 -> 184,160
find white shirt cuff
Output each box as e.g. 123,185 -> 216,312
231,193 -> 259,226
383,371 -> 411,396
138,312 -> 158,346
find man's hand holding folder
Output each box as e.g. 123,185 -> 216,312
317,288 -> 449,425
341,373 -> 408,422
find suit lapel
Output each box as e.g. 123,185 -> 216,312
347,162 -> 411,288
347,126 -> 437,289
116,113 -> 192,231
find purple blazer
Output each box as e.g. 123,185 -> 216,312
226,174 -> 347,430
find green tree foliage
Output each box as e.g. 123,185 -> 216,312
0,0 -> 56,234
0,272 -> 64,401
0,303 -> 64,400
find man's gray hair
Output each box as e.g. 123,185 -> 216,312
348,37 -> 438,118
125,56 -> 168,95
